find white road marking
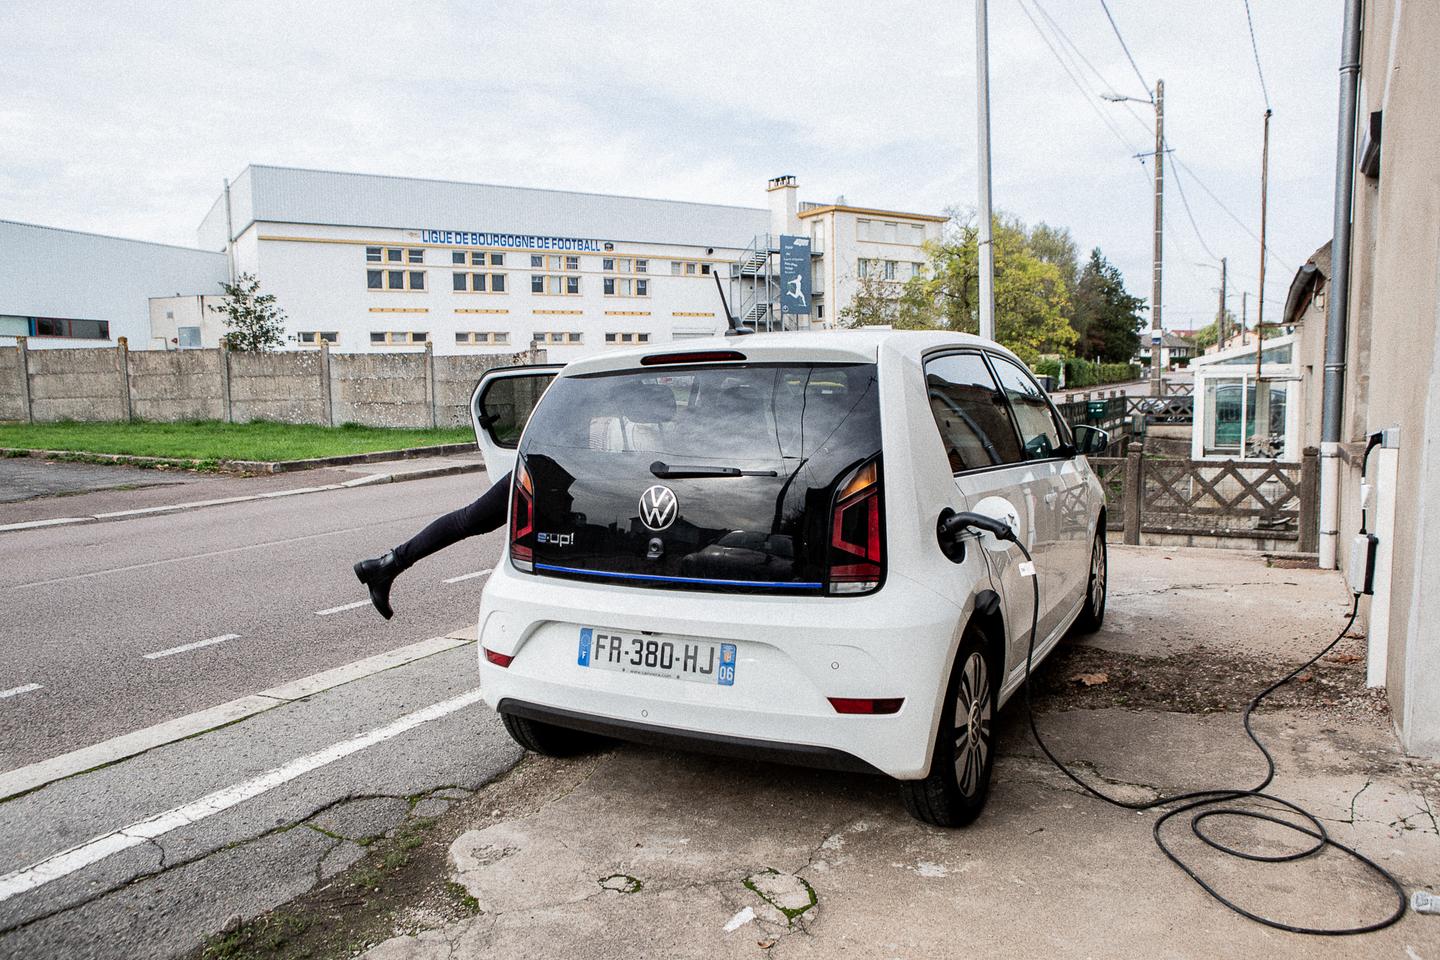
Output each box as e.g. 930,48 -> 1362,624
315,599 -> 370,616
0,683 -> 43,700
143,634 -> 241,660
443,570 -> 492,584
0,634 -> 473,802
0,688 -> 485,903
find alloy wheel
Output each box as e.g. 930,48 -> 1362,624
952,651 -> 993,797
1090,537 -> 1107,612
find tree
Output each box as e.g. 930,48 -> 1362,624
1070,249 -> 1146,362
210,273 -> 287,351
1028,222 -> 1080,297
900,213 -> 1078,363
838,272 -> 901,328
1190,311 -> 1239,351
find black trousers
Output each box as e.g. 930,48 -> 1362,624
392,471 -> 512,570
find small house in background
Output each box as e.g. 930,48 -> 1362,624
1135,330 -> 1196,371
1189,333 -> 1302,462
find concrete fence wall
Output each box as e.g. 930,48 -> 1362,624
0,338 -> 545,430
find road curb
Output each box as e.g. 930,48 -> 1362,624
0,462 -> 484,534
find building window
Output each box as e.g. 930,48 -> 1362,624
408,248 -> 424,264
456,331 -> 510,346
366,246 -> 383,262
369,331 -> 428,345
533,274 -> 579,295
670,260 -> 710,276
884,260 -> 897,280
490,252 -> 504,267
530,254 -> 544,269
605,258 -> 645,274
565,255 -> 580,271
28,317 -> 111,340
604,277 -> 649,297
297,331 -> 339,346
386,248 -> 403,262
453,272 -> 507,293
534,331 -> 582,345
367,269 -> 425,291
635,259 -> 648,273
604,332 -> 651,344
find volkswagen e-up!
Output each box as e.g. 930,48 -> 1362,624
469,330 -> 1108,826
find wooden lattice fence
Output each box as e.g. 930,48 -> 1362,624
1088,447 -> 1318,551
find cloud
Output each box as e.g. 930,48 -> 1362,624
0,0 -> 1339,327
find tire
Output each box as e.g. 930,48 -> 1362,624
901,626 -> 998,828
1074,528 -> 1107,634
500,712 -> 607,757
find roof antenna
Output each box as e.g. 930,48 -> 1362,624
715,271 -> 752,336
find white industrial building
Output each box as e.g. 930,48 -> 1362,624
1,167 -> 945,357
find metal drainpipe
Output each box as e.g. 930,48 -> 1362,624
1318,0 -> 1365,569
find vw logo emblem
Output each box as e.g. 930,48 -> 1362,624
639,484 -> 679,531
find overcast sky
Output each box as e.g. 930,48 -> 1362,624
1,0 -> 1343,331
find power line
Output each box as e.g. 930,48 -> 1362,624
1031,0 -> 1156,140
1167,150 -> 1220,261
1016,0 -> 1150,183
1241,0 -> 1272,110
1169,153 -> 1296,270
1097,0 -> 1152,99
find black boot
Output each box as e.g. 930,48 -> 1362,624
354,550 -> 404,619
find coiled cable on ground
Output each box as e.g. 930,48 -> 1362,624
1011,539 -> 1407,935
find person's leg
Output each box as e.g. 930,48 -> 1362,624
355,471 -> 512,619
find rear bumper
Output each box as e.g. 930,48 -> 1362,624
475,560 -> 967,779
497,698 -> 883,775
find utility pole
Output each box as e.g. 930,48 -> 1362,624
1255,108 -> 1273,382
975,0 -> 996,342
1217,256 -> 1228,349
1150,79 -> 1165,392
1102,81 -> 1165,390
1241,291 -> 1248,342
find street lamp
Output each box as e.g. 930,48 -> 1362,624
1103,84 -> 1165,392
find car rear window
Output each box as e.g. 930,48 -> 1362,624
516,363 -> 881,593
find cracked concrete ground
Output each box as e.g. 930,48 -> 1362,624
334,546 -> 1440,960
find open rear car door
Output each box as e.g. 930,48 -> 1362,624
469,365 -> 564,478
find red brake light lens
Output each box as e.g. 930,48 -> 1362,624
828,697 -> 903,715
828,459 -> 883,595
639,350 -> 746,366
510,459 -> 534,572
484,648 -> 514,668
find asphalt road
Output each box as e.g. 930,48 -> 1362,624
0,471 -> 503,767
0,467 -> 520,959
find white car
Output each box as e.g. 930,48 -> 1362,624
469,330 -> 1108,826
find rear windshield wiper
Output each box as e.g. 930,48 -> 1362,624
649,460 -> 778,479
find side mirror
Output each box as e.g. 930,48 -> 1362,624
1072,424 -> 1110,456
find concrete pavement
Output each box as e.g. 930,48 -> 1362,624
319,548 -> 1435,960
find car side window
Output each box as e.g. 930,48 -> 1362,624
988,355 -> 1065,460
923,353 -> 1024,472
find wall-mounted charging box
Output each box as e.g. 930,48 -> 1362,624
1349,532 -> 1378,595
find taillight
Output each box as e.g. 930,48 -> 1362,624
510,458 -> 535,572
484,648 -> 514,668
828,458 -> 883,595
828,697 -> 903,714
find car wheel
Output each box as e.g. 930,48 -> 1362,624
500,712 -> 607,757
1074,528 -> 1107,633
901,626 -> 997,828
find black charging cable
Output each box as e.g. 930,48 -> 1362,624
955,516 -> 1408,935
